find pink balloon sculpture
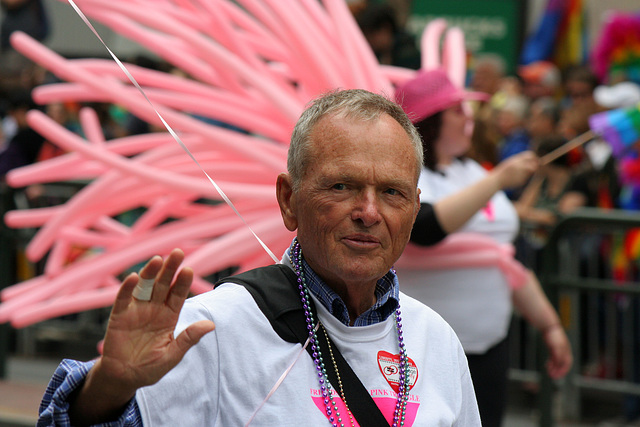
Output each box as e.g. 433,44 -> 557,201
0,0 -> 405,327
0,1 -> 518,328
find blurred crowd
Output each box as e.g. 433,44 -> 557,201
468,58 -> 622,252
349,1 -> 640,249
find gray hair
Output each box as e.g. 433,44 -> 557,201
288,89 -> 423,190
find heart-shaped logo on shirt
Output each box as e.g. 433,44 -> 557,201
377,350 -> 418,393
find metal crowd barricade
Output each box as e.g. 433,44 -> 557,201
529,208 -> 640,426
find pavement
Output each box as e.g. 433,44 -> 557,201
0,357 -> 60,427
0,356 -> 638,427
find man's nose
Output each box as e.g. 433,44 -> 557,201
351,190 -> 382,227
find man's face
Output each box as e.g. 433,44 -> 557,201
277,113 -> 420,290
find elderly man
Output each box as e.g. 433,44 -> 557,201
38,89 -> 481,426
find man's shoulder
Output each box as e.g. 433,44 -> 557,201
187,264 -> 293,303
213,263 -> 300,313
214,264 -> 293,288
182,281 -> 254,318
182,264 -> 302,341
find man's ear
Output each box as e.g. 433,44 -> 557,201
276,173 -> 298,231
414,188 -> 421,221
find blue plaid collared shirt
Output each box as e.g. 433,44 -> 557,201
38,242 -> 400,425
288,244 -> 401,327
38,359 -> 142,426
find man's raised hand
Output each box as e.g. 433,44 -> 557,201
70,249 -> 215,425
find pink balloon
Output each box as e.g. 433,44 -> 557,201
11,286 -> 120,328
43,238 -> 73,276
7,221 -> 292,327
268,0 -> 348,88
4,205 -> 65,228
5,131 -> 203,187
421,18 -> 448,71
443,27 -> 466,88
0,208 -> 282,324
0,0 -> 483,330
26,110 -> 277,198
12,33 -> 291,171
87,3 -> 305,119
57,225 -> 128,249
300,0 -> 335,42
216,0 -> 294,63
83,5 -> 243,92
323,0 -> 390,92
380,65 -> 418,86
1,275 -> 49,301
397,233 -> 528,290
185,213 -> 290,276
124,86 -> 292,142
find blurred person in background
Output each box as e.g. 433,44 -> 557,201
519,60 -> 562,102
0,89 -> 44,177
557,102 -> 619,211
0,0 -> 48,49
35,102 -> 81,161
562,65 -> 600,111
526,97 -> 561,150
495,94 -> 531,164
354,2 -> 420,69
470,54 -> 507,98
467,118 -> 500,170
467,54 -> 509,169
0,0 -> 49,92
514,135 -> 583,250
395,68 -> 572,427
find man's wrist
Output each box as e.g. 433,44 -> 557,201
69,359 -> 137,425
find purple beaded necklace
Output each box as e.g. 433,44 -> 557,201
291,238 -> 409,427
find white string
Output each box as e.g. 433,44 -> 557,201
244,322 -> 318,427
66,0 -> 279,264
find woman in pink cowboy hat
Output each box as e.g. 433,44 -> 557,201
395,68 -> 573,427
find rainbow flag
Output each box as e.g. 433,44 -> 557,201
589,103 -> 640,157
520,0 -> 587,67
553,0 -> 587,69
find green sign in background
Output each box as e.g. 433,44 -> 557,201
407,0 -> 527,74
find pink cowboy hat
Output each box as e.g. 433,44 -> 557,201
395,68 -> 489,124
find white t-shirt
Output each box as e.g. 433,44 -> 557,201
398,159 -> 520,354
136,278 -> 480,426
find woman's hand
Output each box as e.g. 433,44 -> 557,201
542,323 -> 573,379
493,151 -> 539,190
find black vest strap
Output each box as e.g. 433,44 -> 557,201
217,264 -> 390,426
